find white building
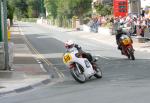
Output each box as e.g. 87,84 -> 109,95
128,0 -> 141,14
141,0 -> 150,9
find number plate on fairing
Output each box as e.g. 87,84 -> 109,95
63,53 -> 72,64
84,60 -> 91,68
122,38 -> 131,45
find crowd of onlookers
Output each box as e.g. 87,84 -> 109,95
87,16 -> 112,33
113,15 -> 150,37
87,14 -> 150,37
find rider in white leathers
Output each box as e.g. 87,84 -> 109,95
64,40 -> 93,63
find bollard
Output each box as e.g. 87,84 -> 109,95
7,19 -> 11,41
8,30 -> 11,41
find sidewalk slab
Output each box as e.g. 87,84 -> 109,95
0,74 -> 50,94
0,71 -> 25,79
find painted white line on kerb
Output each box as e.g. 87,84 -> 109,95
54,67 -> 64,78
36,59 -> 47,72
18,23 -> 50,65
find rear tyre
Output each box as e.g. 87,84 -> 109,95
94,66 -> 102,78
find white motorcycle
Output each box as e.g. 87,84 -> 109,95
63,48 -> 102,83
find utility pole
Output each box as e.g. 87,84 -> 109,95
1,0 -> 9,70
0,0 -> 2,42
3,0 -> 9,70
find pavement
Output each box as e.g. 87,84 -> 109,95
0,22 -> 150,96
0,23 -> 51,96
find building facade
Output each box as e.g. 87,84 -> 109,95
128,0 -> 141,14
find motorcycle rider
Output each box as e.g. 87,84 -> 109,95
64,40 -> 93,63
116,27 -> 126,50
116,27 -> 133,54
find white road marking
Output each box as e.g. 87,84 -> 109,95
18,22 -> 65,79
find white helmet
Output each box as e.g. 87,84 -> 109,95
65,40 -> 74,49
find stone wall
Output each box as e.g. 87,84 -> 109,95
129,0 -> 141,14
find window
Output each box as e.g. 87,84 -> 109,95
119,6 -> 126,9
119,10 -> 127,12
119,1 -> 126,5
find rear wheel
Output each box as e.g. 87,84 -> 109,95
94,66 -> 102,78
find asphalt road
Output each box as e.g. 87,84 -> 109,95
1,22 -> 150,103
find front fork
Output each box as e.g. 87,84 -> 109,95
69,63 -> 82,74
75,63 -> 82,74
126,45 -> 134,57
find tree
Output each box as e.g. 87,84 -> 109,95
44,0 -> 58,19
7,0 -> 42,22
63,0 -> 92,24
70,0 -> 92,17
7,0 -> 15,25
26,0 -> 40,18
94,3 -> 112,16
44,0 -> 92,26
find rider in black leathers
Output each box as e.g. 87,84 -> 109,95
116,27 -> 126,50
116,27 -> 133,54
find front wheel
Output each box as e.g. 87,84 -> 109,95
94,66 -> 102,78
70,65 -> 86,83
127,47 -> 135,60
130,53 -> 135,60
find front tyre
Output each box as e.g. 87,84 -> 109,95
94,66 -> 102,78
128,47 -> 135,60
130,53 -> 135,60
70,66 -> 86,83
